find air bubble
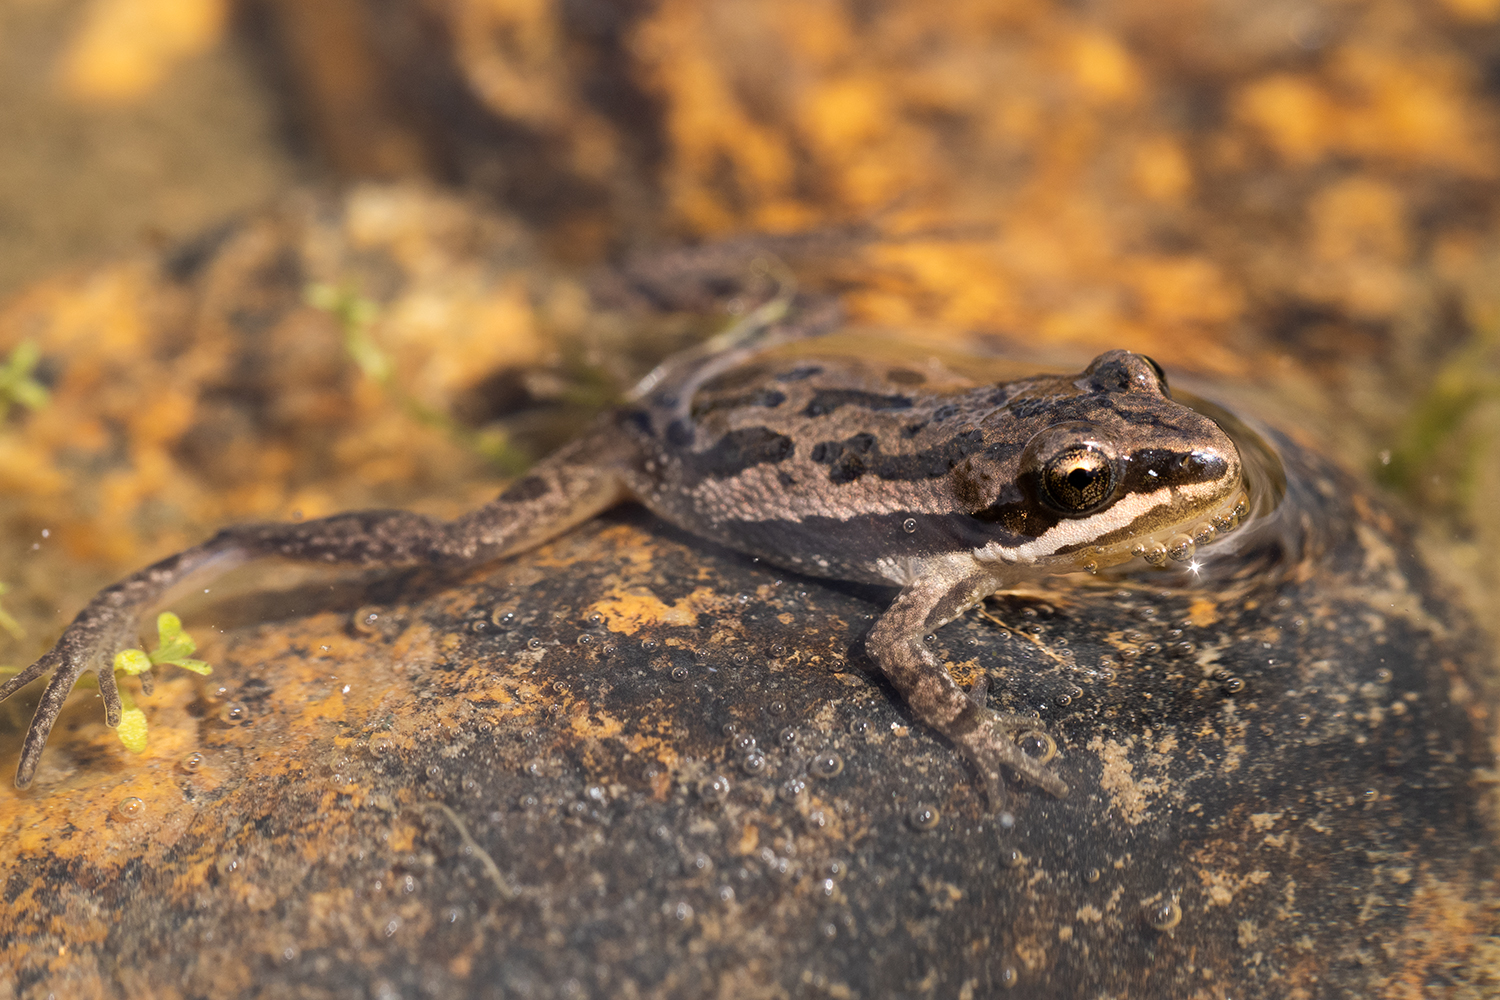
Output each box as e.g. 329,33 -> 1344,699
220,702 -> 248,724
670,901 -> 693,923
1145,898 -> 1182,932
526,637 -> 543,651
769,643 -> 787,657
470,620 -> 489,634
742,752 -> 770,776
810,752 -> 844,779
1000,965 -> 1018,988
1166,535 -> 1195,563
670,665 -> 689,681
1375,667 -> 1392,683
718,885 -> 735,902
998,848 -> 1024,868
1083,561 -> 1098,575
1221,676 -> 1246,695
698,775 -> 732,802
731,652 -> 748,666
902,518 -> 918,533
114,796 -> 145,822
848,718 -> 869,737
1143,543 -> 1169,567
908,805 -> 940,830
1015,730 -> 1057,763
779,727 -> 798,747
425,765 -> 444,781
181,751 -> 205,774
1083,867 -> 1101,883
733,734 -> 757,753
576,634 -> 593,646
587,612 -> 603,626
767,700 -> 786,716
493,611 -> 517,630
1191,523 -> 1217,547
778,778 -> 807,803
642,638 -> 659,652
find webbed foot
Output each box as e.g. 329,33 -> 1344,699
0,597 -> 139,788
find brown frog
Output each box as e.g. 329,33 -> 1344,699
0,328 -> 1245,804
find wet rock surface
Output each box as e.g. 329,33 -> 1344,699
1,429 -> 1492,998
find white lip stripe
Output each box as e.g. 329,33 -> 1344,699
973,479 -> 1229,565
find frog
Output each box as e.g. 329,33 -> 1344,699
0,328 -> 1246,804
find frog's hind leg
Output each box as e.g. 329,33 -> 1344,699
866,565 -> 1070,809
0,428 -> 634,788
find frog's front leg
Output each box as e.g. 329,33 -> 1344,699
0,436 -> 631,788
866,559 -> 1069,809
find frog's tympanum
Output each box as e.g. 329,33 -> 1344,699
0,338 -> 1246,802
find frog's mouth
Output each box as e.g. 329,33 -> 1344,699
1081,392 -> 1286,578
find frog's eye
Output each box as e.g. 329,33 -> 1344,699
1040,445 -> 1116,514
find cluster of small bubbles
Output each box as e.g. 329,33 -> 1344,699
425,765 -> 444,782
356,610 -> 381,633
908,805 -> 940,830
670,665 -> 690,682
526,637 -> 543,651
181,751 -> 205,774
810,752 -> 844,779
586,785 -> 607,804
401,874 -> 417,895
998,847 -> 1025,869
220,702 -> 248,724
805,808 -> 829,830
733,733 -> 757,753
848,717 -> 870,738
1083,867 -> 1101,883
698,775 -> 732,803
818,877 -> 837,898
767,700 -> 786,716
902,518 -> 918,533
642,638 -> 659,652
718,885 -> 736,902
576,633 -> 593,646
778,778 -> 807,803
779,727 -> 798,747
114,796 -> 145,822
742,752 -> 770,776
1145,898 -> 1183,932
383,917 -> 401,938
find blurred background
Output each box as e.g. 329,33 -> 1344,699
2,0 -> 1500,640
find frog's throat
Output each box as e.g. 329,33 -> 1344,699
972,475 -> 1247,569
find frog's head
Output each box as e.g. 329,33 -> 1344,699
964,350 -> 1245,572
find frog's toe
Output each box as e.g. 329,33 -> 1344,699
955,711 -> 1070,804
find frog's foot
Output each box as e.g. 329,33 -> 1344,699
0,593 -> 146,788
950,706 -> 1070,804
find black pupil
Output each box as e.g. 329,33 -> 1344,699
1043,447 -> 1113,513
1068,467 -> 1096,489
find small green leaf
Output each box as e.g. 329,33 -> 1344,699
163,657 -> 212,676
150,612 -> 197,664
114,648 -> 153,676
116,706 -> 150,753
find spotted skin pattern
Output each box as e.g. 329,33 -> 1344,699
0,340 -> 1244,804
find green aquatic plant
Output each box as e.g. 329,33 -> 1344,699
110,612 -> 213,753
0,340 -> 49,420
305,282 -> 530,473
0,612 -> 210,754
